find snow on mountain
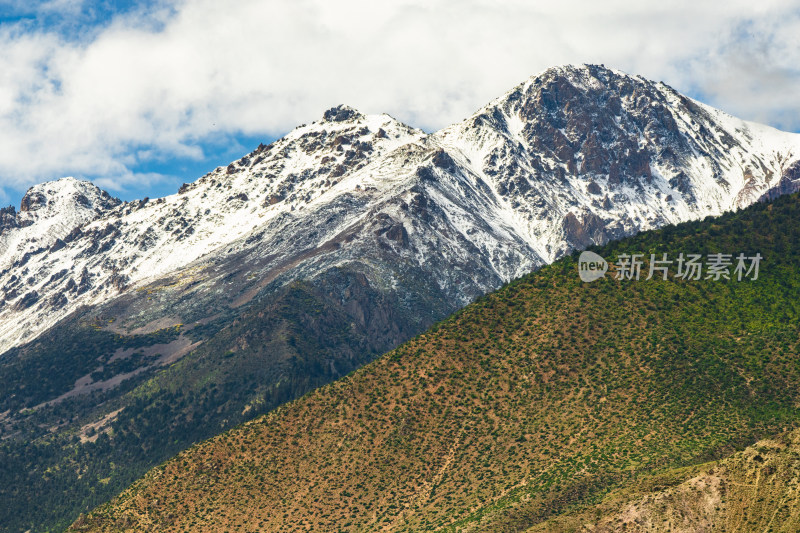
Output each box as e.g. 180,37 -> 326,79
0,107 -> 425,351
0,177 -> 121,264
434,64 -> 800,262
1,64 -> 799,354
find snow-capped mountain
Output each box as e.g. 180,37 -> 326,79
0,177 -> 120,258
2,64 -> 799,354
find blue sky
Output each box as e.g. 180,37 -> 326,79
0,0 -> 280,204
105,132 -> 277,201
1,0 -> 800,208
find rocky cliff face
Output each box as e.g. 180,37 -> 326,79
759,159 -> 800,202
435,64 -> 800,260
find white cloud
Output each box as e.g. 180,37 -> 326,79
1,0 -> 800,201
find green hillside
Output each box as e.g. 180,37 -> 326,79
71,193 -> 800,532
0,264 -> 448,532
529,428 -> 800,531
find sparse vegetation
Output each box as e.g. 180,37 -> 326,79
71,193 -> 800,531
1,267 -> 441,532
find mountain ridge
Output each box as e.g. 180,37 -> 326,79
2,64 -> 800,354
4,63 -> 800,531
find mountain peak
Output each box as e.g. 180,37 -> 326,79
19,177 -> 120,216
532,63 -> 634,84
322,105 -> 365,123
1,177 -> 121,264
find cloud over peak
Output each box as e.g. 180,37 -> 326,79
1,0 -> 799,203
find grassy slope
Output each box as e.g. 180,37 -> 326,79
71,193 -> 800,532
1,266 -> 444,533
529,428 -> 800,532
